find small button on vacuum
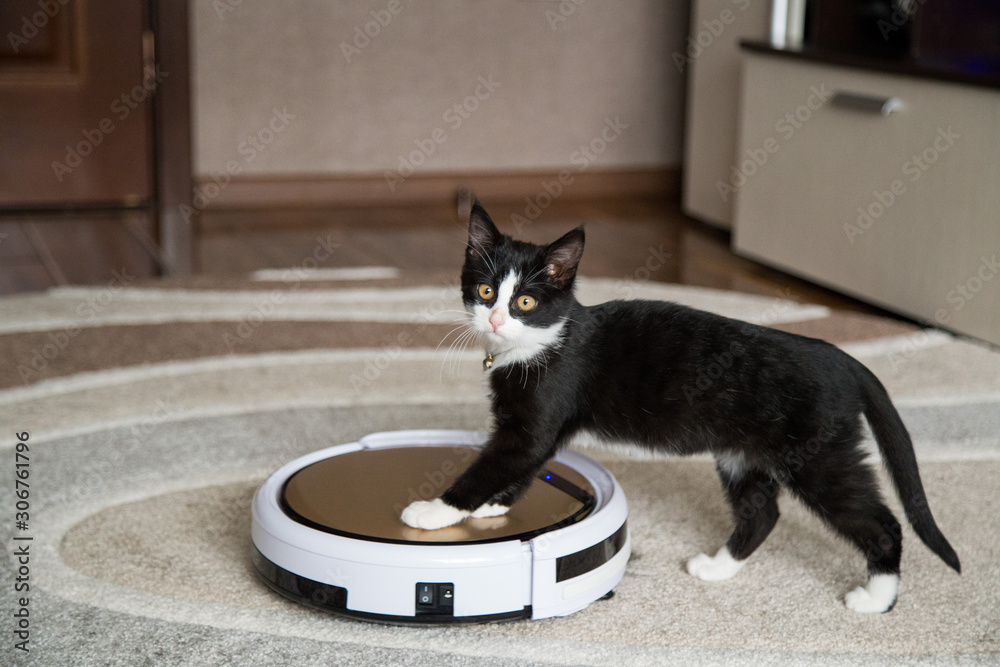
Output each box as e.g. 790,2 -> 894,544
439,584 -> 454,609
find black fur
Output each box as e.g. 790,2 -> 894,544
441,202 -> 960,596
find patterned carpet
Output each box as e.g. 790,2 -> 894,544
2,273 -> 998,666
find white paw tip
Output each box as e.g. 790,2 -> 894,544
471,503 -> 510,518
686,547 -> 745,582
400,498 -> 469,530
845,574 -> 899,613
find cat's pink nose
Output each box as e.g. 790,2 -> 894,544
489,310 -> 505,332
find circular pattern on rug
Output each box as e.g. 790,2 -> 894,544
3,279 -> 998,665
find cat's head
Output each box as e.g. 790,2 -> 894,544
461,201 -> 584,359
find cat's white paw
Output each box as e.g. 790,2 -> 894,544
400,498 -> 470,530
686,546 -> 746,582
844,574 -> 899,613
471,503 -> 510,518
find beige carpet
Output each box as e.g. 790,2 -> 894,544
2,275 -> 998,666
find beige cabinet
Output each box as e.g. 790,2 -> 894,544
733,52 -> 1000,345
681,0 -> 772,229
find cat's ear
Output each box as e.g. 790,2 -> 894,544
467,200 -> 500,260
544,226 -> 585,288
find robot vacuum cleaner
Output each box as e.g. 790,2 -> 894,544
251,430 -> 630,624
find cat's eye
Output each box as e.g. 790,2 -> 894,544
516,295 -> 537,311
477,284 -> 494,300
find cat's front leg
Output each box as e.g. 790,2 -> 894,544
401,429 -> 555,530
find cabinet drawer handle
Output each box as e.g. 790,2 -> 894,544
831,92 -> 903,116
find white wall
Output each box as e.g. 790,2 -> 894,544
191,0 -> 689,179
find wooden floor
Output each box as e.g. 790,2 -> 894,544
0,210 -> 161,293
0,198 -> 891,316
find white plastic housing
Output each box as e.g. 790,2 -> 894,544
251,429 -> 629,622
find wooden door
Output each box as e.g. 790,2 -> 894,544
0,0 -> 153,206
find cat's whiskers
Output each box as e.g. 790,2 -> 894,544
446,324 -> 487,380
439,330 -> 470,380
453,329 -> 482,375
434,312 -> 481,380
441,325 -> 477,373
432,312 -> 476,351
434,322 -> 474,354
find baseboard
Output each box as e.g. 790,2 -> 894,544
193,168 -> 680,209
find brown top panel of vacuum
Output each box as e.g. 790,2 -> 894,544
281,445 -> 595,544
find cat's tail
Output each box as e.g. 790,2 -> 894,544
853,360 -> 961,573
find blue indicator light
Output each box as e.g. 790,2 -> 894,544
543,474 -> 552,480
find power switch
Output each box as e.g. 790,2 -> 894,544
416,583 -> 435,607
415,583 -> 454,616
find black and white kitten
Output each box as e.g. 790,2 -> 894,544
401,201 -> 960,613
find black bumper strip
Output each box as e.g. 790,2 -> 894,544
251,546 -> 531,626
555,521 -> 628,583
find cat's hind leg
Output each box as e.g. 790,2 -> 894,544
687,465 -> 780,582
788,453 -> 902,613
